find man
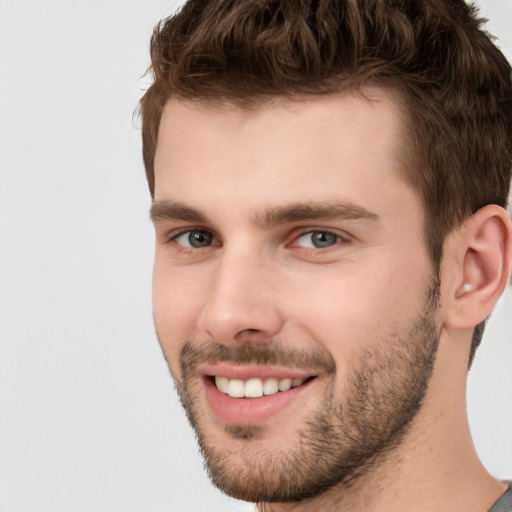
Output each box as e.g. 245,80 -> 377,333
139,1 -> 512,510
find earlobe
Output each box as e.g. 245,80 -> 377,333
445,205 -> 512,330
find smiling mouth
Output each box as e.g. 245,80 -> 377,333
200,368 -> 319,424
209,375 -> 316,398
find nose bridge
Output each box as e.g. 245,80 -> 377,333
198,243 -> 283,344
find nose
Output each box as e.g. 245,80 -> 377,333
197,249 -> 284,345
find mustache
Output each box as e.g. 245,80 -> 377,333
180,340 -> 337,376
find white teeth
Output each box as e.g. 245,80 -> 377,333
227,379 -> 245,398
278,378 -> 292,392
214,376 -> 308,398
215,376 -> 229,394
244,378 -> 264,398
263,378 -> 279,395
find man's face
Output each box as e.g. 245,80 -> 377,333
152,92 -> 441,502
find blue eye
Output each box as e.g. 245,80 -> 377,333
175,230 -> 215,248
296,231 -> 340,249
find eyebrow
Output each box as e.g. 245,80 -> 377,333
256,201 -> 380,226
150,201 -> 207,223
150,200 -> 380,226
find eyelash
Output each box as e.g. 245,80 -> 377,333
166,227 -> 351,253
292,230 -> 351,250
168,228 -> 220,250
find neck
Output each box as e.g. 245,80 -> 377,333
257,331 -> 506,512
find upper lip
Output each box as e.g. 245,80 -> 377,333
198,363 -> 318,381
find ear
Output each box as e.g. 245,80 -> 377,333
443,205 -> 512,330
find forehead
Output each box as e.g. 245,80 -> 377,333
153,91 -> 411,213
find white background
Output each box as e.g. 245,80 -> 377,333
0,1 -> 511,511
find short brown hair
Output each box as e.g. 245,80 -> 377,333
139,0 -> 512,359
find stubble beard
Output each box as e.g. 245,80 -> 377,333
165,278 -> 441,504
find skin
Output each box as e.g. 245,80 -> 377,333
151,91 -> 511,511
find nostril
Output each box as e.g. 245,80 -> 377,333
198,295 -> 284,346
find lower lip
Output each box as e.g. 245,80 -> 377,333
202,377 -> 315,425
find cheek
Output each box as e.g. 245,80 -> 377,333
152,262 -> 205,364
284,257 -> 430,360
